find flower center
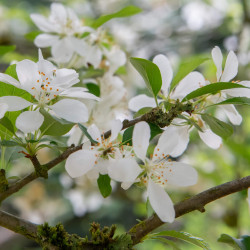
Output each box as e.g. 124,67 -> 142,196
31,70 -> 60,105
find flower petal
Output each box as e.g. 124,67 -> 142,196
147,178 -> 175,223
219,105 -> 242,125
16,59 -> 39,87
108,158 -> 142,183
164,162 -> 198,187
60,88 -> 99,101
133,122 -> 150,162
34,34 -> 59,48
65,149 -> 97,178
154,125 -> 189,160
224,81 -> 250,98
211,46 -> 223,81
153,54 -> 173,96
87,124 -> 101,143
110,119 -> 123,142
171,72 -> 205,100
16,110 -> 44,133
221,51 -> 238,82
0,96 -> 32,111
128,94 -> 156,112
30,14 -> 57,32
0,73 -> 20,87
198,129 -> 222,149
0,103 -> 8,119
49,99 -> 88,123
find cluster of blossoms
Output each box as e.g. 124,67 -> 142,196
0,2 -> 249,224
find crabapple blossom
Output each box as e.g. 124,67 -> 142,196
131,121 -> 198,223
0,50 -> 97,133
31,3 -> 94,63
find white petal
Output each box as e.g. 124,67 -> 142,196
153,54 -> 173,96
133,122 -> 150,162
198,129 -> 222,149
51,38 -> 74,63
147,178 -> 175,223
220,105 -> 242,125
51,3 -> 67,25
0,103 -> 8,119
224,81 -> 250,98
30,14 -> 57,32
110,119 -> 123,142
154,125 -> 189,160
49,99 -> 88,123
0,96 -> 32,111
171,72 -> 205,100
108,158 -> 142,183
164,162 -> 198,187
16,110 -> 44,133
16,60 -> 39,87
121,182 -> 134,190
87,124 -> 101,143
211,46 -> 223,81
65,149 -> 97,178
0,73 -> 20,87
128,94 -> 156,112
60,88 -> 99,101
221,51 -> 238,82
34,34 -> 59,48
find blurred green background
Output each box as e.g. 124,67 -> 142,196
0,0 -> 249,249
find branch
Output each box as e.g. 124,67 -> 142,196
0,176 -> 249,248
129,175 -> 250,245
0,102 -> 192,203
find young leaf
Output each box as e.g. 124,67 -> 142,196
218,234 -> 245,250
182,82 -> 249,101
130,57 -> 162,98
97,174 -> 112,198
85,83 -> 100,97
209,97 -> 250,106
92,6 -> 141,28
78,123 -> 98,144
151,237 -> 181,250
0,45 -> 16,56
122,126 -> 134,146
0,140 -> 19,147
150,231 -> 211,250
201,114 -> 233,139
0,116 -> 15,134
133,107 -> 152,118
39,109 -> 74,136
170,57 -> 209,92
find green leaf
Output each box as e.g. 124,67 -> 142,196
182,82 -> 250,101
149,123 -> 163,140
24,31 -> 42,41
97,174 -> 112,198
85,83 -> 100,97
122,126 -> 134,146
78,123 -> 98,144
39,109 -> 74,136
218,234 -> 244,250
0,116 -> 15,134
0,140 -> 19,147
0,45 -> 16,56
150,231 -> 211,250
133,107 -> 152,118
92,6 -> 141,28
201,114 -> 233,139
170,57 -> 209,92
210,97 -> 250,106
151,237 -> 181,250
130,57 -> 162,98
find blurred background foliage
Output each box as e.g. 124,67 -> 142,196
0,0 -> 250,249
